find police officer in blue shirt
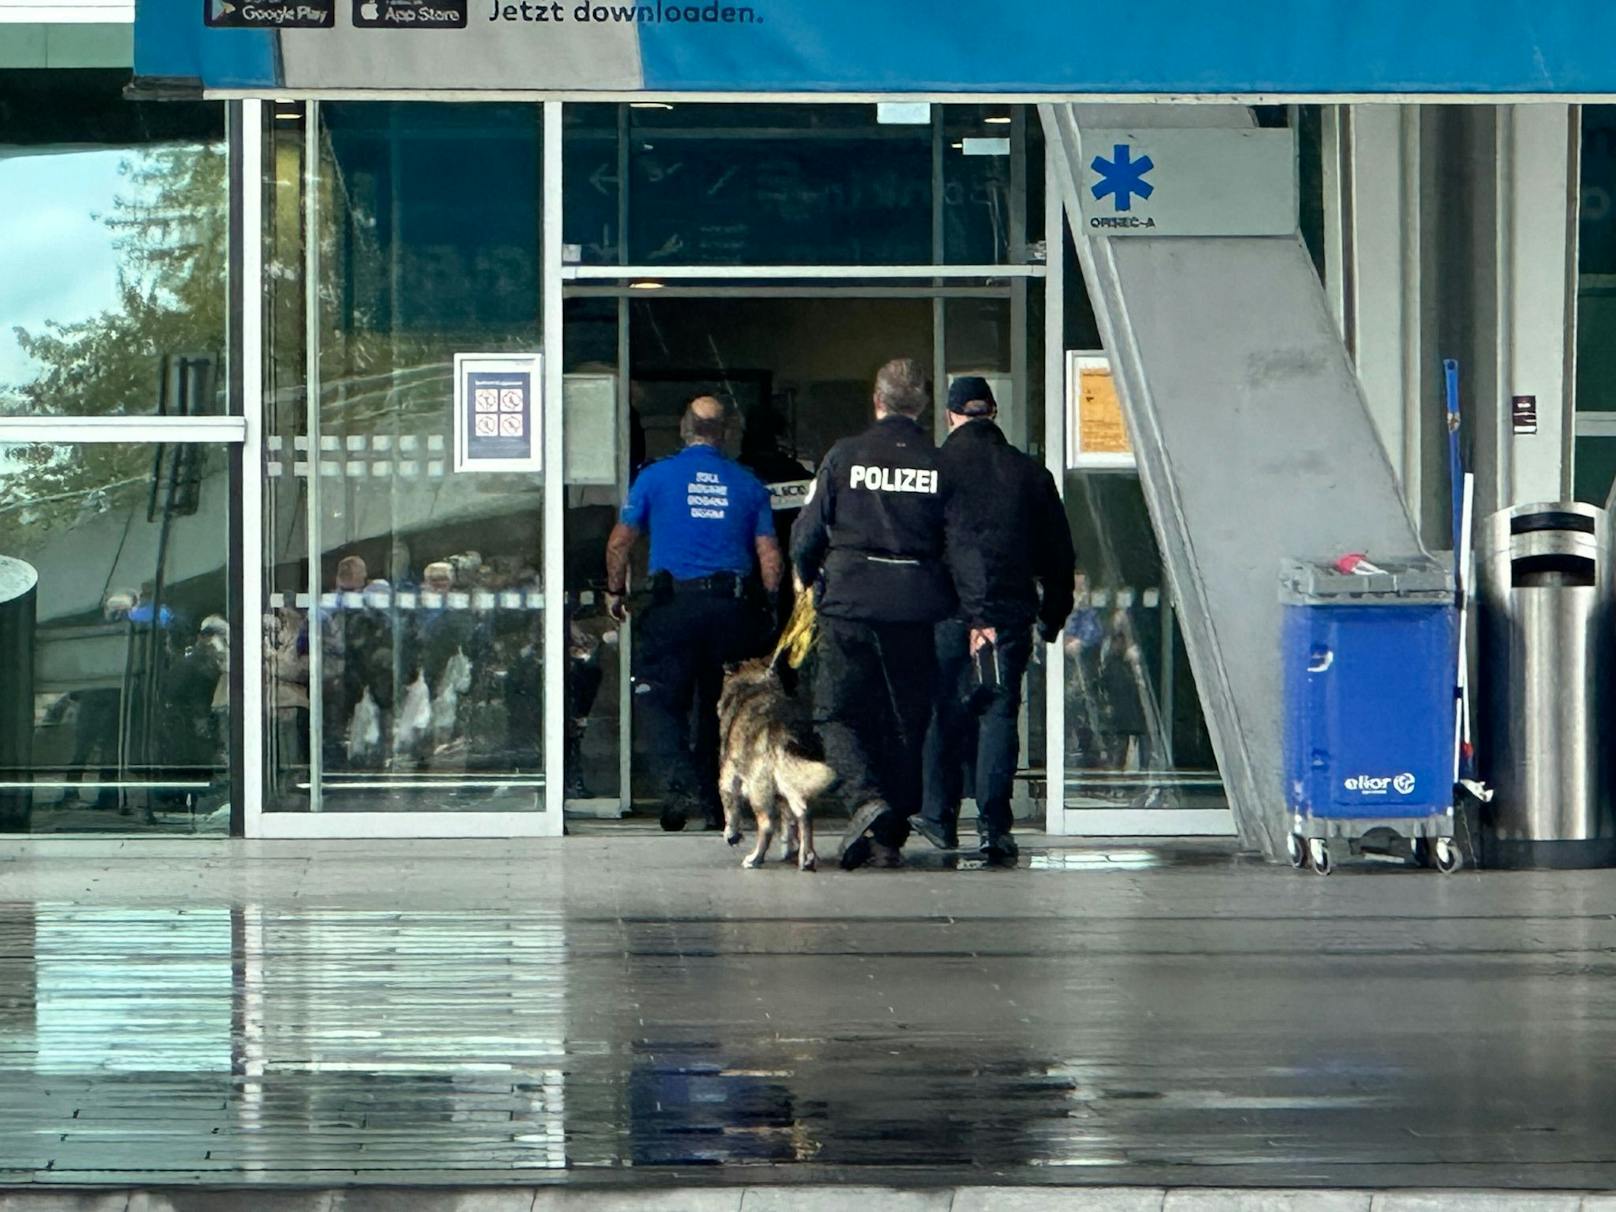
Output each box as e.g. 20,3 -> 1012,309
605,395 -> 783,831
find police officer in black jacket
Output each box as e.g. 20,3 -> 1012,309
791,357 -> 955,870
913,376 -> 1076,862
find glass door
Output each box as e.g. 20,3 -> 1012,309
257,100 -> 557,834
559,287 -> 1047,826
1054,349 -> 1232,836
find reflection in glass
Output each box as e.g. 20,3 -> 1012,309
563,102 -> 1033,267
0,73 -> 226,418
263,102 -> 546,813
0,442 -> 232,834
1060,473 -> 1224,810
1576,107 -> 1616,504
31,906 -> 234,1074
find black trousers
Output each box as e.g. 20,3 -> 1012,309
813,616 -> 936,847
921,618 -> 1031,841
634,588 -> 762,807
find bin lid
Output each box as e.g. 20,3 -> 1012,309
0,556 -> 37,608
1279,555 -> 1454,605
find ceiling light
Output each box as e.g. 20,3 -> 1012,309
629,280 -> 665,290
984,115 -> 1013,125
630,102 -> 675,110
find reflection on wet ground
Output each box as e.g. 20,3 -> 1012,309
5,834 -> 1616,1187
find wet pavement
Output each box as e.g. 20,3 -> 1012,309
2,833 -> 1616,1193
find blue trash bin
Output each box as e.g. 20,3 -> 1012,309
1280,557 -> 1459,874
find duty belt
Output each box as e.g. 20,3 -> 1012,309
667,572 -> 745,597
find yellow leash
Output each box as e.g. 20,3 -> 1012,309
771,591 -> 817,670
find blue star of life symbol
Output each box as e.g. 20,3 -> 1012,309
1090,143 -> 1155,212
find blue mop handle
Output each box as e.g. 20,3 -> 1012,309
1444,359 -> 1462,575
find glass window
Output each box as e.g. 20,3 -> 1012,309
0,441 -> 232,835
630,295 -> 935,465
0,71 -> 228,418
1059,473 -> 1224,813
563,103 -> 1035,268
942,105 -> 1017,265
263,102 -> 546,814
1574,107 -> 1616,502
1057,239 -> 1221,812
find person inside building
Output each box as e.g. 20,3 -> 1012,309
604,394 -> 782,831
265,606 -> 310,794
321,554 -> 395,772
790,356 -> 954,871
58,589 -> 137,811
156,613 -> 230,821
411,559 -> 478,765
912,376 -> 1076,862
1062,571 -> 1109,768
738,402 -> 815,636
1100,607 -> 1164,806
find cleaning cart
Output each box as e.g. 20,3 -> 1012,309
1280,556 -> 1462,875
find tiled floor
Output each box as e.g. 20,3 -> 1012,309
2,834 -> 1616,1191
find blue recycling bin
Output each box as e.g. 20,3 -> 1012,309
1280,557 -> 1458,873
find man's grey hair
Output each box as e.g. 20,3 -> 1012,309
874,357 -> 930,418
680,394 -> 728,445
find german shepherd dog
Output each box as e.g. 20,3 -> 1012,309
716,657 -> 835,871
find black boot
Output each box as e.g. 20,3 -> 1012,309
978,830 -> 1019,865
840,799 -> 900,870
908,814 -> 958,851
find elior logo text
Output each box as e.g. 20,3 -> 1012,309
1343,772 -> 1417,795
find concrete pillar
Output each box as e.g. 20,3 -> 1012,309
1412,105 -> 1580,526
1495,104 -> 1581,506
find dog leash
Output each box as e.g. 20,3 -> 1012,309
771,593 -> 817,670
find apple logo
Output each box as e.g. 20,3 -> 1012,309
361,1 -> 379,18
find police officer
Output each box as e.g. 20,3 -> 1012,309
912,377 -> 1076,862
791,357 -> 955,871
605,395 -> 782,831
739,405 -> 815,635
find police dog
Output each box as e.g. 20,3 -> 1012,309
716,657 -> 834,871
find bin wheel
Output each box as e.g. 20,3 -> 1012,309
1288,834 -> 1307,869
1434,837 -> 1462,874
1307,838 -> 1332,876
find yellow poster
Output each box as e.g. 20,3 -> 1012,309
1067,353 -> 1134,467
1079,365 -> 1130,455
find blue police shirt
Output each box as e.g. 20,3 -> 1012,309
620,444 -> 774,580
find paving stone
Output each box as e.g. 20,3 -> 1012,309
1370,1195 -> 1584,1212
954,1188 -> 1166,1211
332,1191 -> 536,1212
739,1189 -> 951,1212
0,1194 -> 132,1212
1166,1193 -> 1370,1212
128,1193 -> 335,1212
533,1191 -> 742,1212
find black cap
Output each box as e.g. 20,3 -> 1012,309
947,375 -> 997,416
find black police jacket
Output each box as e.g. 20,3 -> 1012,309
790,414 -> 956,624
938,418 -> 1076,636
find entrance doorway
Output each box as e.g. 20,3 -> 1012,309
561,290 -> 1028,823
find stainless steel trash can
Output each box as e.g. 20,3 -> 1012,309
0,555 -> 37,833
1476,502 -> 1616,868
